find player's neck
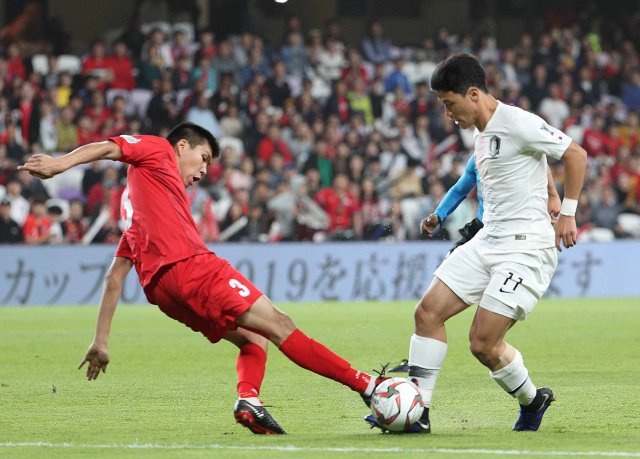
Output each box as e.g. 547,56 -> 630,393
475,95 -> 499,132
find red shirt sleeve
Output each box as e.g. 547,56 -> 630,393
115,234 -> 133,260
108,134 -> 173,168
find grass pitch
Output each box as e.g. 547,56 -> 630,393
1,298 -> 639,458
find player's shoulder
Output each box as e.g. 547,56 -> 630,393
499,102 -> 540,123
497,102 -> 546,140
111,134 -> 172,153
118,134 -> 171,146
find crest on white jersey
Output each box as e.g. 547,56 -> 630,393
489,135 -> 501,159
120,135 -> 141,144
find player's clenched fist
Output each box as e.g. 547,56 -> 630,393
420,214 -> 440,236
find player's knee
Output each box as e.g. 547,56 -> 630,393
257,337 -> 269,352
269,310 -> 296,346
248,332 -> 269,351
469,335 -> 499,366
414,299 -> 442,331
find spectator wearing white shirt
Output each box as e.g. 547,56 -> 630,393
539,83 -> 570,129
317,38 -> 345,82
185,92 -> 224,138
5,179 -> 29,226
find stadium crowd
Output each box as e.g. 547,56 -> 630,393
1,10 -> 640,244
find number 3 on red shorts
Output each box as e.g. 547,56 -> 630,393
229,279 -> 250,297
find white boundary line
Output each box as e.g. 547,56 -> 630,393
1,443 -> 640,457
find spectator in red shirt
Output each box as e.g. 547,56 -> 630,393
171,29 -> 195,62
582,115 -> 614,157
82,40 -> 113,91
106,40 -> 135,91
341,49 -> 369,90
314,173 -> 362,238
84,91 -> 112,131
76,115 -> 99,147
195,29 -> 217,61
324,79 -> 351,123
256,124 -> 293,166
101,95 -> 129,137
6,42 -> 26,81
22,197 -> 51,244
63,199 -> 89,243
13,81 -> 40,146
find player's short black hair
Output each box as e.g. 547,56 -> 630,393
430,53 -> 488,95
166,122 -> 220,158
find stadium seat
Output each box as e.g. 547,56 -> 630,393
172,22 -> 195,43
56,187 -> 86,203
106,88 -> 132,112
46,197 -> 71,220
577,227 -> 615,242
31,54 -> 48,75
40,167 -> 84,199
219,136 -> 245,162
140,21 -> 172,36
129,88 -> 154,118
618,213 -> 640,238
57,55 -> 82,75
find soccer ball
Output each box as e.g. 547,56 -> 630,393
371,377 -> 425,432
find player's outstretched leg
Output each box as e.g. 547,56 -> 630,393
224,329 -> 286,434
236,296 -> 383,400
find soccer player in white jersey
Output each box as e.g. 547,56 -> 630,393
370,53 -> 587,433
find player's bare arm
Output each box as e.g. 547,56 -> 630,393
78,256 -> 133,381
420,214 -> 440,236
547,166 -> 561,224
17,141 -> 123,179
555,141 -> 587,251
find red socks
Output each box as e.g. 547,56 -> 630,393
279,328 -> 371,393
236,343 -> 267,398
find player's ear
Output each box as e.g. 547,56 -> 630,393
468,87 -> 480,102
175,139 -> 188,156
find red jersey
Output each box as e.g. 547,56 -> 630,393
111,134 -> 210,286
22,214 -> 51,242
314,187 -> 361,232
105,55 -> 135,90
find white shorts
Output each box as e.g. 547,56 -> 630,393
434,236 -> 557,320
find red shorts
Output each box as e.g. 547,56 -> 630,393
143,253 -> 263,343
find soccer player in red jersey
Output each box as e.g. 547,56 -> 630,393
18,123 -> 382,434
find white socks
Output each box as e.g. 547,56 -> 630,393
364,375 -> 378,396
238,396 -> 262,406
408,334 -> 537,408
490,350 -> 537,406
408,334 -> 448,407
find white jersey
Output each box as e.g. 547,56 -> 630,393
473,102 -> 571,250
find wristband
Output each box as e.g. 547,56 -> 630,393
560,198 -> 578,217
